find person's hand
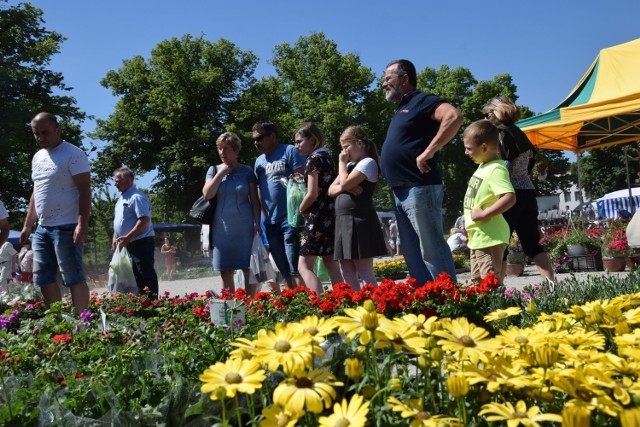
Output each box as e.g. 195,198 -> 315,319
348,186 -> 363,196
416,151 -> 433,174
74,223 -> 88,244
255,224 -> 262,236
115,235 -> 131,247
339,148 -> 349,164
19,227 -> 31,245
218,164 -> 233,176
470,207 -> 484,222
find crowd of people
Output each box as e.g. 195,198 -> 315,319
1,58 -> 560,315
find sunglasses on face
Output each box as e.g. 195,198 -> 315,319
483,110 -> 495,119
253,133 -> 271,142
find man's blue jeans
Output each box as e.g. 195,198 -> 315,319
393,185 -> 457,285
264,219 -> 301,278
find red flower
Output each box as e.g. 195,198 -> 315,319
192,306 -> 208,318
53,334 -> 72,343
281,289 -> 296,299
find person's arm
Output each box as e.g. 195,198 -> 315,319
471,192 -> 516,222
116,217 -> 150,247
328,169 -> 367,197
249,181 -> 261,235
0,218 -> 8,246
20,194 -> 37,244
72,172 -> 91,244
202,165 -> 230,199
299,171 -> 318,213
416,102 -> 463,174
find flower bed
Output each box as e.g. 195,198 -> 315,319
2,272 -> 640,425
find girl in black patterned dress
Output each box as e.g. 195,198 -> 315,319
294,123 -> 344,294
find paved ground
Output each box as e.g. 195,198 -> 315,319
92,255 -> 631,297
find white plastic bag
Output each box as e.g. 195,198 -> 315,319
108,245 -> 139,295
628,210 -> 640,248
250,234 -> 276,283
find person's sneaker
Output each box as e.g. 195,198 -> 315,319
546,278 -> 556,292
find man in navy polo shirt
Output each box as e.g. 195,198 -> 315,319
381,59 -> 463,285
113,167 -> 159,298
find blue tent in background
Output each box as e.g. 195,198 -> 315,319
7,230 -> 20,245
596,188 -> 640,219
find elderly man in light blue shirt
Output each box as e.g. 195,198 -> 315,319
113,167 -> 158,297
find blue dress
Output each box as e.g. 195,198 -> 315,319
206,165 -> 257,271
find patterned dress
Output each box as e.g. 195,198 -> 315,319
300,150 -> 337,256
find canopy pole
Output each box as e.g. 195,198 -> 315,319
576,152 -> 585,219
624,146 -> 636,214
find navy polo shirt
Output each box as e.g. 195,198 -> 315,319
381,90 -> 444,188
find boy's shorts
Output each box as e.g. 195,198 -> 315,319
32,224 -> 85,288
470,244 -> 507,283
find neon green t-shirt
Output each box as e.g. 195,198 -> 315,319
463,160 -> 514,250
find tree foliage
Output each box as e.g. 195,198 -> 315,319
91,35 -> 258,220
0,0 -> 84,219
577,142 -> 640,199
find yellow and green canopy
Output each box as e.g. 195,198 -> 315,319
518,38 -> 640,153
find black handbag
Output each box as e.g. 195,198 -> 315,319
188,195 -> 216,224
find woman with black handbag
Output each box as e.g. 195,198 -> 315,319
202,132 -> 261,292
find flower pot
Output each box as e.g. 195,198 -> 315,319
566,244 -> 587,256
505,263 -> 524,277
602,257 -> 626,272
626,255 -> 640,270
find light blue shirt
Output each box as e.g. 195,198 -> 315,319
254,144 -> 305,224
113,185 -> 154,241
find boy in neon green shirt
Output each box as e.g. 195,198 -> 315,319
463,120 -> 516,283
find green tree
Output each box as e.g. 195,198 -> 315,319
0,0 -> 85,219
91,35 -> 258,219
230,32 -> 394,208
576,143 -> 640,199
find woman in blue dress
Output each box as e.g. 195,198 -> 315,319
202,132 -> 261,292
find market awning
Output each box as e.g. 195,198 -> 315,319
518,38 -> 640,153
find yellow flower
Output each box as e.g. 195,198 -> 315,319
550,374 -> 622,417
446,373 -> 469,398
464,358 -> 532,393
252,323 -> 322,373
495,326 -> 547,358
229,336 -> 256,360
318,394 -> 370,427
344,358 -> 364,381
334,306 -> 386,345
551,329 -> 605,351
484,307 -> 522,322
399,313 -> 438,335
387,396 -> 461,426
620,407 -> 640,427
292,315 -> 337,344
479,400 -> 562,426
614,329 -> 640,348
273,368 -> 343,414
199,357 -> 266,399
561,405 -> 591,427
376,317 -> 429,354
260,405 -> 301,427
432,318 -> 500,364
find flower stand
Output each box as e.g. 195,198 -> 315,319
602,256 -> 626,272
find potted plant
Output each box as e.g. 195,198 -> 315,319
505,234 -> 527,276
601,226 -> 629,272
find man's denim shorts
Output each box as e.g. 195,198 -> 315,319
32,224 -> 85,288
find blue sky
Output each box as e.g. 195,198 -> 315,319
13,0 -> 640,185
